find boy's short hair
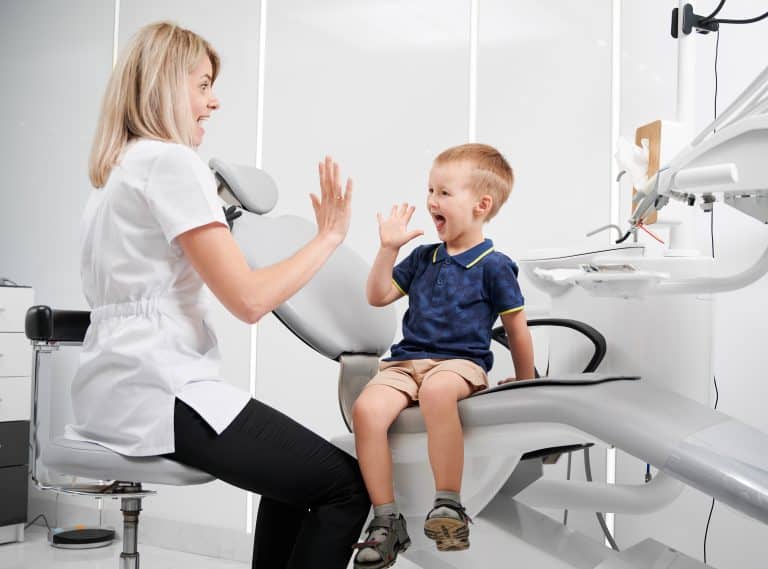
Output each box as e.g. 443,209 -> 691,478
434,143 -> 514,222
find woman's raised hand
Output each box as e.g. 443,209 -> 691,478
377,203 -> 424,250
311,156 -> 353,246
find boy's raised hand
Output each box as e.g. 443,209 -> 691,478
377,203 -> 424,250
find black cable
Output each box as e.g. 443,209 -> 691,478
703,375 -> 719,564
615,229 -> 632,244
700,0 -> 768,26
583,447 -> 620,551
563,451 -> 572,525
704,500 -> 716,563
702,26 -> 722,560
714,30 -> 720,126
712,11 -> 768,25
702,0 -> 726,22
709,29 -> 719,256
25,513 -> 52,532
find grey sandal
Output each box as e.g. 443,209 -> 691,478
423,499 -> 473,551
353,513 -> 411,569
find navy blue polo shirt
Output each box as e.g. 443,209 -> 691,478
385,239 -> 524,372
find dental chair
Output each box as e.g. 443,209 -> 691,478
214,160 -> 768,569
24,159 -> 768,569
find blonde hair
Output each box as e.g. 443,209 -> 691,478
434,143 -> 514,222
89,21 -> 220,188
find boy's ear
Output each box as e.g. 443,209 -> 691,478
475,194 -> 493,218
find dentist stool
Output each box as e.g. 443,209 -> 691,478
25,305 -> 214,569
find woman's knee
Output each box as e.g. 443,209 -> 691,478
328,452 -> 370,506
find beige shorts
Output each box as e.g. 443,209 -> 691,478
368,358 -> 488,402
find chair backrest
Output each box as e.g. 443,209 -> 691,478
211,159 -> 398,362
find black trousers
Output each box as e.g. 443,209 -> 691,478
164,398 -> 370,569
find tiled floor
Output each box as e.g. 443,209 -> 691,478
0,526 -> 249,569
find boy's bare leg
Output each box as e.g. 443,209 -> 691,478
352,384 -> 410,505
417,372 -> 472,492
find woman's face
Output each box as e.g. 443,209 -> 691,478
187,56 -> 220,146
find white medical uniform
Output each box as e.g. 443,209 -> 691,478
66,139 -> 250,456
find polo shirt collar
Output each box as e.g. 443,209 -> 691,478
433,239 -> 495,269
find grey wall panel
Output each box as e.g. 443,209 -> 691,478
476,0 -> 613,312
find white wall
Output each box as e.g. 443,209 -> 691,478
2,0 -> 768,566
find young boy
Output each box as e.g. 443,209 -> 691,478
352,143 -> 535,568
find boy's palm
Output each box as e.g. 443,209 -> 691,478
378,204 -> 424,249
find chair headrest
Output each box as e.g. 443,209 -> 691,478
209,158 -> 278,214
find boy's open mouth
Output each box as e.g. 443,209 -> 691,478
433,214 -> 446,231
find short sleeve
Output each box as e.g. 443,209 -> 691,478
392,245 -> 429,295
487,255 -> 525,315
145,144 -> 227,244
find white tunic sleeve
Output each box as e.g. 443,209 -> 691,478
145,143 -> 227,243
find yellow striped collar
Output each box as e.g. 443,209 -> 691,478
432,239 -> 495,269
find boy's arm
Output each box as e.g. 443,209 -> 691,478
366,246 -> 404,306
366,203 -> 423,307
499,309 -> 535,382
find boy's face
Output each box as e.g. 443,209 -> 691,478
427,160 -> 486,242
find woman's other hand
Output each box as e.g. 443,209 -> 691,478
311,156 -> 353,247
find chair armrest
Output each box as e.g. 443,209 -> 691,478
25,305 -> 91,343
492,318 -> 607,374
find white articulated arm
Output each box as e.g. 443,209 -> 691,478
631,62 -> 768,227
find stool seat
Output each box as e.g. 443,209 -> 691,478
43,437 -> 214,486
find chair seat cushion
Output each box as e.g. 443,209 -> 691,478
43,437 -> 214,486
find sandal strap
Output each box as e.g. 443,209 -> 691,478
365,514 -> 397,531
427,499 -> 473,524
352,515 -> 407,555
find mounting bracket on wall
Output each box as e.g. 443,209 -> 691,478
671,4 -> 719,38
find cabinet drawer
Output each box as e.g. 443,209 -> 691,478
0,377 -> 31,422
0,287 -> 33,332
0,421 -> 29,468
0,334 -> 31,377
0,465 -> 28,526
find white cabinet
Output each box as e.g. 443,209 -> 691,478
0,285 -> 33,544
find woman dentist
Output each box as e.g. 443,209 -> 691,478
69,21 -> 369,569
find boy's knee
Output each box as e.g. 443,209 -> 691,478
351,396 -> 380,429
351,397 -> 368,422
418,382 -> 460,410
352,390 -> 397,427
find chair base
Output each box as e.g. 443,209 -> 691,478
35,481 -> 148,568
49,527 -> 115,549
